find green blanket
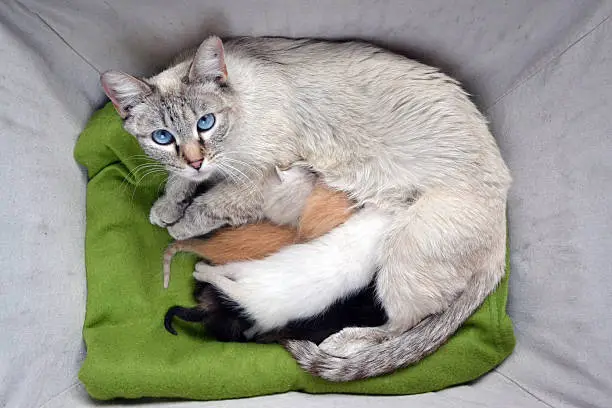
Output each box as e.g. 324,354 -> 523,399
75,103 -> 515,401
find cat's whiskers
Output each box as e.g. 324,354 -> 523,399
134,168 -> 167,185
123,154 -> 154,161
159,173 -> 178,196
216,152 -> 267,185
216,164 -> 241,186
221,150 -> 270,171
217,163 -> 263,201
127,163 -> 166,181
222,157 -> 264,179
217,163 -> 252,189
120,163 -> 165,193
215,159 -> 253,185
221,162 -> 259,190
118,162 -> 164,196
130,168 -> 167,202
222,164 -> 262,190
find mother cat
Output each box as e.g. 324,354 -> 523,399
101,36 -> 511,381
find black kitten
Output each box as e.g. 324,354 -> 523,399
164,281 -> 387,344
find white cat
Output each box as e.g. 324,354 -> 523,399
101,35 -> 511,381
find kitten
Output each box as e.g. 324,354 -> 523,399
163,225 -> 296,288
163,181 -> 353,288
165,281 -> 385,345
101,35 -> 511,381
164,167 -> 387,343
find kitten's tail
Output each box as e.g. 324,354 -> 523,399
283,269 -> 504,382
163,239 -> 202,289
164,306 -> 207,335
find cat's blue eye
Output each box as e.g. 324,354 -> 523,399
151,129 -> 175,145
197,113 -> 216,132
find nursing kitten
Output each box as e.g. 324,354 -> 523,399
164,166 -> 387,343
101,35 -> 511,381
163,179 -> 353,288
166,281 -> 385,345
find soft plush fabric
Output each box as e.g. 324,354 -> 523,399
73,103 -> 514,401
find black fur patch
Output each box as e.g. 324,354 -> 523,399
165,282 -> 254,342
165,280 -> 388,345
255,282 -> 387,344
164,306 -> 207,335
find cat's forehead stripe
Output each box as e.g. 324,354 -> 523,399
157,95 -> 198,136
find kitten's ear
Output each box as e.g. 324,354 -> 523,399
189,36 -> 228,84
100,70 -> 152,118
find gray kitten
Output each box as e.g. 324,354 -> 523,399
101,36 -> 511,381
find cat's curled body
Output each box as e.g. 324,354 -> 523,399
101,36 -> 511,381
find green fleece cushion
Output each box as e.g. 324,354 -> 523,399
75,103 -> 515,401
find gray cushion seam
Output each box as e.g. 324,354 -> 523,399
485,12 -> 612,408
485,12 -> 611,112
14,0 -> 100,74
37,382 -> 80,408
493,369 -> 556,408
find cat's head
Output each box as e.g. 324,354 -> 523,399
101,36 -> 237,182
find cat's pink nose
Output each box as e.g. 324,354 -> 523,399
189,159 -> 203,170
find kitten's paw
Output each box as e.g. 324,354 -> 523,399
149,197 -> 187,227
193,262 -> 216,282
195,261 -> 215,273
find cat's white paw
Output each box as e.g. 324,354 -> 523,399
193,262 -> 216,282
149,197 -> 186,227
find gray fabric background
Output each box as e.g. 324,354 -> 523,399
1,1 -> 610,407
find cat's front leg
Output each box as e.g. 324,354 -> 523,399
150,176 -> 198,227
150,197 -> 190,228
167,181 -> 265,239
166,201 -> 227,240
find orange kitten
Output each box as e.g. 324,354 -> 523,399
163,183 -> 353,287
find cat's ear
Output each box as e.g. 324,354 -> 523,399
100,70 -> 152,118
189,36 -> 228,84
